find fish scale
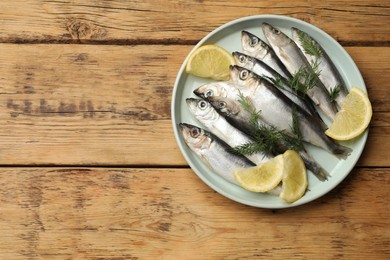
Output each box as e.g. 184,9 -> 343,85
261,23 -> 339,120
185,98 -> 272,165
291,27 -> 348,109
179,123 -> 255,184
207,95 -> 329,181
232,51 -> 318,117
241,30 -> 291,79
194,66 -> 352,160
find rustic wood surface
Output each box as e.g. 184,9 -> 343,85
0,1 -> 389,259
0,168 -> 388,259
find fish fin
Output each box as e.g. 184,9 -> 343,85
301,151 -> 330,181
310,166 -> 330,182
199,155 -> 213,169
333,144 -> 353,160
319,120 -> 328,131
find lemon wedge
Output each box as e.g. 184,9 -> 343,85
233,154 -> 284,192
185,45 -> 235,81
325,87 -> 372,140
279,150 -> 308,203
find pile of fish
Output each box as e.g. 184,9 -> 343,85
180,23 -> 352,195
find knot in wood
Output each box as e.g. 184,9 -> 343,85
65,18 -> 107,41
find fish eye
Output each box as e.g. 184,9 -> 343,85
272,28 -> 281,34
205,89 -> 213,98
190,127 -> 200,137
240,70 -> 249,80
238,55 -> 246,63
219,101 -> 226,108
250,37 -> 258,47
199,100 -> 208,109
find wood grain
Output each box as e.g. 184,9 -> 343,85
0,1 -> 388,259
0,0 -> 388,44
0,43 -> 186,165
0,167 -> 388,259
0,44 -> 388,166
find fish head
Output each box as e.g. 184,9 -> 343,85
229,65 -> 259,90
241,31 -> 268,59
193,82 -> 235,99
261,23 -> 291,48
290,27 -> 301,42
186,98 -> 218,122
207,96 -> 240,117
179,123 -> 212,151
232,51 -> 255,70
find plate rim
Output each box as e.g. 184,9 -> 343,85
171,14 -> 368,209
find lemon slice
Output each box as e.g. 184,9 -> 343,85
185,45 -> 235,81
325,87 -> 372,140
279,150 -> 307,203
233,154 -> 284,192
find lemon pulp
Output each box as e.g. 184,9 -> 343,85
185,45 -> 235,81
233,154 -> 284,193
279,150 -> 308,203
325,87 -> 372,140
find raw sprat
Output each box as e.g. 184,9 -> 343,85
181,24 -> 371,203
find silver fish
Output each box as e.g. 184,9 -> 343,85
241,30 -> 291,79
261,23 -> 338,120
232,51 -> 318,117
291,27 -> 348,108
229,65 -> 351,159
194,81 -> 240,101
186,98 -> 272,165
207,95 -> 329,181
179,123 -> 255,184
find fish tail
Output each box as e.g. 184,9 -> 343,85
332,144 -> 352,160
307,162 -> 329,181
300,151 -> 329,181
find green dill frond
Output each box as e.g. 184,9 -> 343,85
287,63 -> 321,95
310,59 -> 322,75
232,94 -> 305,156
329,83 -> 342,102
237,91 -> 255,113
303,60 -> 321,91
230,142 -> 272,157
297,30 -> 322,58
266,75 -> 286,91
237,92 -> 261,122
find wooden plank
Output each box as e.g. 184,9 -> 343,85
0,44 -> 388,166
0,43 -> 187,165
0,0 -> 388,43
0,167 -> 388,259
347,47 -> 390,112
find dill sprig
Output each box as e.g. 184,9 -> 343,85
237,91 -> 262,124
230,142 -> 271,157
297,30 -> 322,58
293,60 -> 321,94
269,62 -> 321,98
329,83 -> 342,102
238,92 -> 255,114
230,94 -> 304,157
230,124 -> 286,157
264,75 -> 286,91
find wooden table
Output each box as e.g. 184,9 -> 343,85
0,1 -> 389,259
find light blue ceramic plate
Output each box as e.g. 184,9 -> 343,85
171,15 -> 367,208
